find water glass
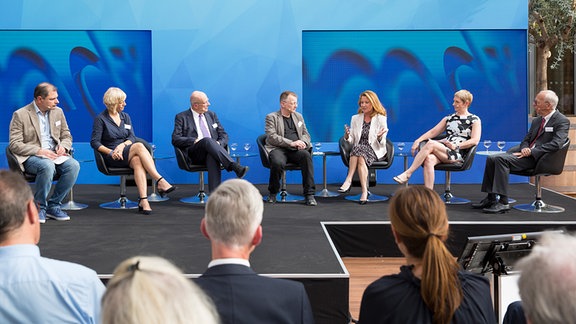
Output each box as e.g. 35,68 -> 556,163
314,142 -> 322,152
483,139 -> 492,152
230,143 -> 238,152
397,142 -> 405,152
243,143 -> 251,154
497,141 -> 506,152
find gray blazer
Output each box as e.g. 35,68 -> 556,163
264,110 -> 311,153
8,102 -> 73,171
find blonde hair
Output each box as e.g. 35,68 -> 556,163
357,90 -> 387,117
454,89 -> 473,106
389,186 -> 462,324
102,87 -> 126,113
101,256 -> 220,324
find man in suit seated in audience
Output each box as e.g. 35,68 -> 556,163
0,170 -> 105,323
172,90 -> 248,193
511,231 -> 576,324
195,178 -> 315,324
472,90 -> 570,213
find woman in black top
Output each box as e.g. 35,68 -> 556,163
90,87 -> 175,214
358,186 -> 495,324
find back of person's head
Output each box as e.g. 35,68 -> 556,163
541,89 -> 559,109
101,256 -> 219,324
454,89 -> 473,105
516,231 -> 576,324
0,170 -> 34,242
204,179 -> 263,247
389,186 -> 462,324
357,90 -> 387,116
103,87 -> 127,111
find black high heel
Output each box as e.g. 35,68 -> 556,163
138,197 -> 152,215
156,177 -> 176,198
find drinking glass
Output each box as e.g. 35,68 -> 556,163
483,139 -> 492,152
497,141 -> 506,152
230,142 -> 238,152
314,142 -> 322,152
243,143 -> 251,154
397,142 -> 405,153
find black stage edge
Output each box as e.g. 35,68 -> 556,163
39,183 -> 576,324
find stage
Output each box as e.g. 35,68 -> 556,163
39,183 -> 576,324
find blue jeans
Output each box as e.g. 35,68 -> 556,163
23,156 -> 80,210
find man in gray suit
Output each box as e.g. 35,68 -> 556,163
195,179 -> 315,324
8,82 -> 80,223
472,90 -> 570,213
264,91 -> 317,206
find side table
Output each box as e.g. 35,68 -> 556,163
313,150 -> 340,197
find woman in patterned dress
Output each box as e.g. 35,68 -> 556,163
393,89 -> 481,189
338,90 -> 388,204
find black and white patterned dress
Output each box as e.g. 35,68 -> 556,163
444,113 -> 480,161
350,120 -> 379,166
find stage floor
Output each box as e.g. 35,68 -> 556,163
39,183 -> 576,324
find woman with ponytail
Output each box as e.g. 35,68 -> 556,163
358,186 -> 495,324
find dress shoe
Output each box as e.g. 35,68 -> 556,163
156,177 -> 176,198
471,197 -> 496,209
234,165 -> 249,179
267,194 -> 277,203
305,195 -> 317,206
138,197 -> 152,215
483,202 -> 510,214
338,181 -> 351,193
359,199 -> 367,205
393,173 -> 409,185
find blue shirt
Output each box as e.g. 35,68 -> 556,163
0,245 -> 105,324
90,110 -> 136,150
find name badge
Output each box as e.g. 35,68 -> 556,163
55,120 -> 61,126
298,121 -> 303,127
212,123 -> 218,129
545,126 -> 553,132
125,124 -> 132,129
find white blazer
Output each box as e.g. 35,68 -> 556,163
346,113 -> 388,160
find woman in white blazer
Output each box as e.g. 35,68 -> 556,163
339,90 -> 388,204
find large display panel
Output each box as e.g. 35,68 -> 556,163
0,30 -> 152,142
303,30 -> 528,142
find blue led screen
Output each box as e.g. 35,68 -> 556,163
303,30 -> 528,142
0,30 -> 152,142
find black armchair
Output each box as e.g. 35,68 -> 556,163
256,134 -> 304,202
510,138 -> 570,213
338,137 -> 394,202
434,144 -> 478,204
174,146 -> 210,204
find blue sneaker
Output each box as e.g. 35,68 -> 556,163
38,209 -> 46,224
46,206 -> 71,221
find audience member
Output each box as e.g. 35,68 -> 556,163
264,90 -> 317,206
0,169 -> 105,323
102,255 -> 219,324
339,90 -> 388,204
8,82 -> 80,223
91,87 -> 176,214
514,231 -> 576,324
195,178 -> 315,323
358,186 -> 495,324
393,90 -> 480,189
472,90 -> 570,213
172,90 -> 248,193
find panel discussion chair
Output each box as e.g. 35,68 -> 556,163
93,138 -> 152,209
174,146 -> 214,205
338,136 -> 394,202
510,138 -> 570,213
256,134 -> 305,202
434,144 -> 478,204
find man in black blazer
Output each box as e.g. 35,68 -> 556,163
172,91 -> 248,192
195,179 -> 315,324
472,90 -> 570,213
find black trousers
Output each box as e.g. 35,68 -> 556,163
187,138 -> 234,192
268,148 -> 315,196
481,153 -> 536,197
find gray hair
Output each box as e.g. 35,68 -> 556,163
541,90 -> 559,109
204,179 -> 263,247
516,231 -> 576,324
0,170 -> 34,242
